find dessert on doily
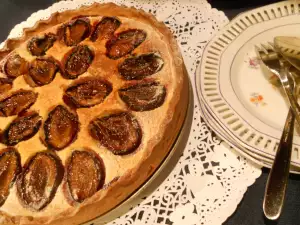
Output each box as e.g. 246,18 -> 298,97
0,3 -> 188,224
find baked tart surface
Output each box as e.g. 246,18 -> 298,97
0,3 -> 188,224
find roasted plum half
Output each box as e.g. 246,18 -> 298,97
0,112 -> 42,146
16,151 -> 64,211
64,77 -> 112,108
119,82 -> 166,111
0,147 -> 21,207
43,105 -> 79,150
89,112 -> 142,155
65,150 -> 105,203
26,57 -> 59,86
0,90 -> 38,117
0,78 -> 13,93
118,53 -> 164,80
106,29 -> 146,59
90,17 -> 121,42
27,33 -> 57,56
63,45 -> 94,79
58,17 -> 91,46
4,54 -> 28,78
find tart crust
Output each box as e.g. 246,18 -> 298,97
0,3 -> 189,225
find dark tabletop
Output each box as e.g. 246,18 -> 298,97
0,1 -> 300,225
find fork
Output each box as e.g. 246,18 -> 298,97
256,44 -> 300,127
256,44 -> 298,220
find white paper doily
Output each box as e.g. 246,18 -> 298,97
1,0 -> 262,224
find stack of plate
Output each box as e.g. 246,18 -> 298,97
195,0 -> 300,173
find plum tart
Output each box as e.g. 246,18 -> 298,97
0,3 -> 188,225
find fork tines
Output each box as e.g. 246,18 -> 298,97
255,43 -> 278,61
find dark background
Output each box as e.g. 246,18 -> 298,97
1,1 -> 300,225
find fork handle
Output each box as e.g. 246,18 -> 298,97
278,67 -> 300,127
263,106 -> 294,220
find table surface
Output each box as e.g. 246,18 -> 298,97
0,1 -> 299,225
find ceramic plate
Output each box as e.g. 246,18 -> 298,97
196,0 -> 300,166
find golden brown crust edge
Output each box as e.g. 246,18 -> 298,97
0,2 -> 188,225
